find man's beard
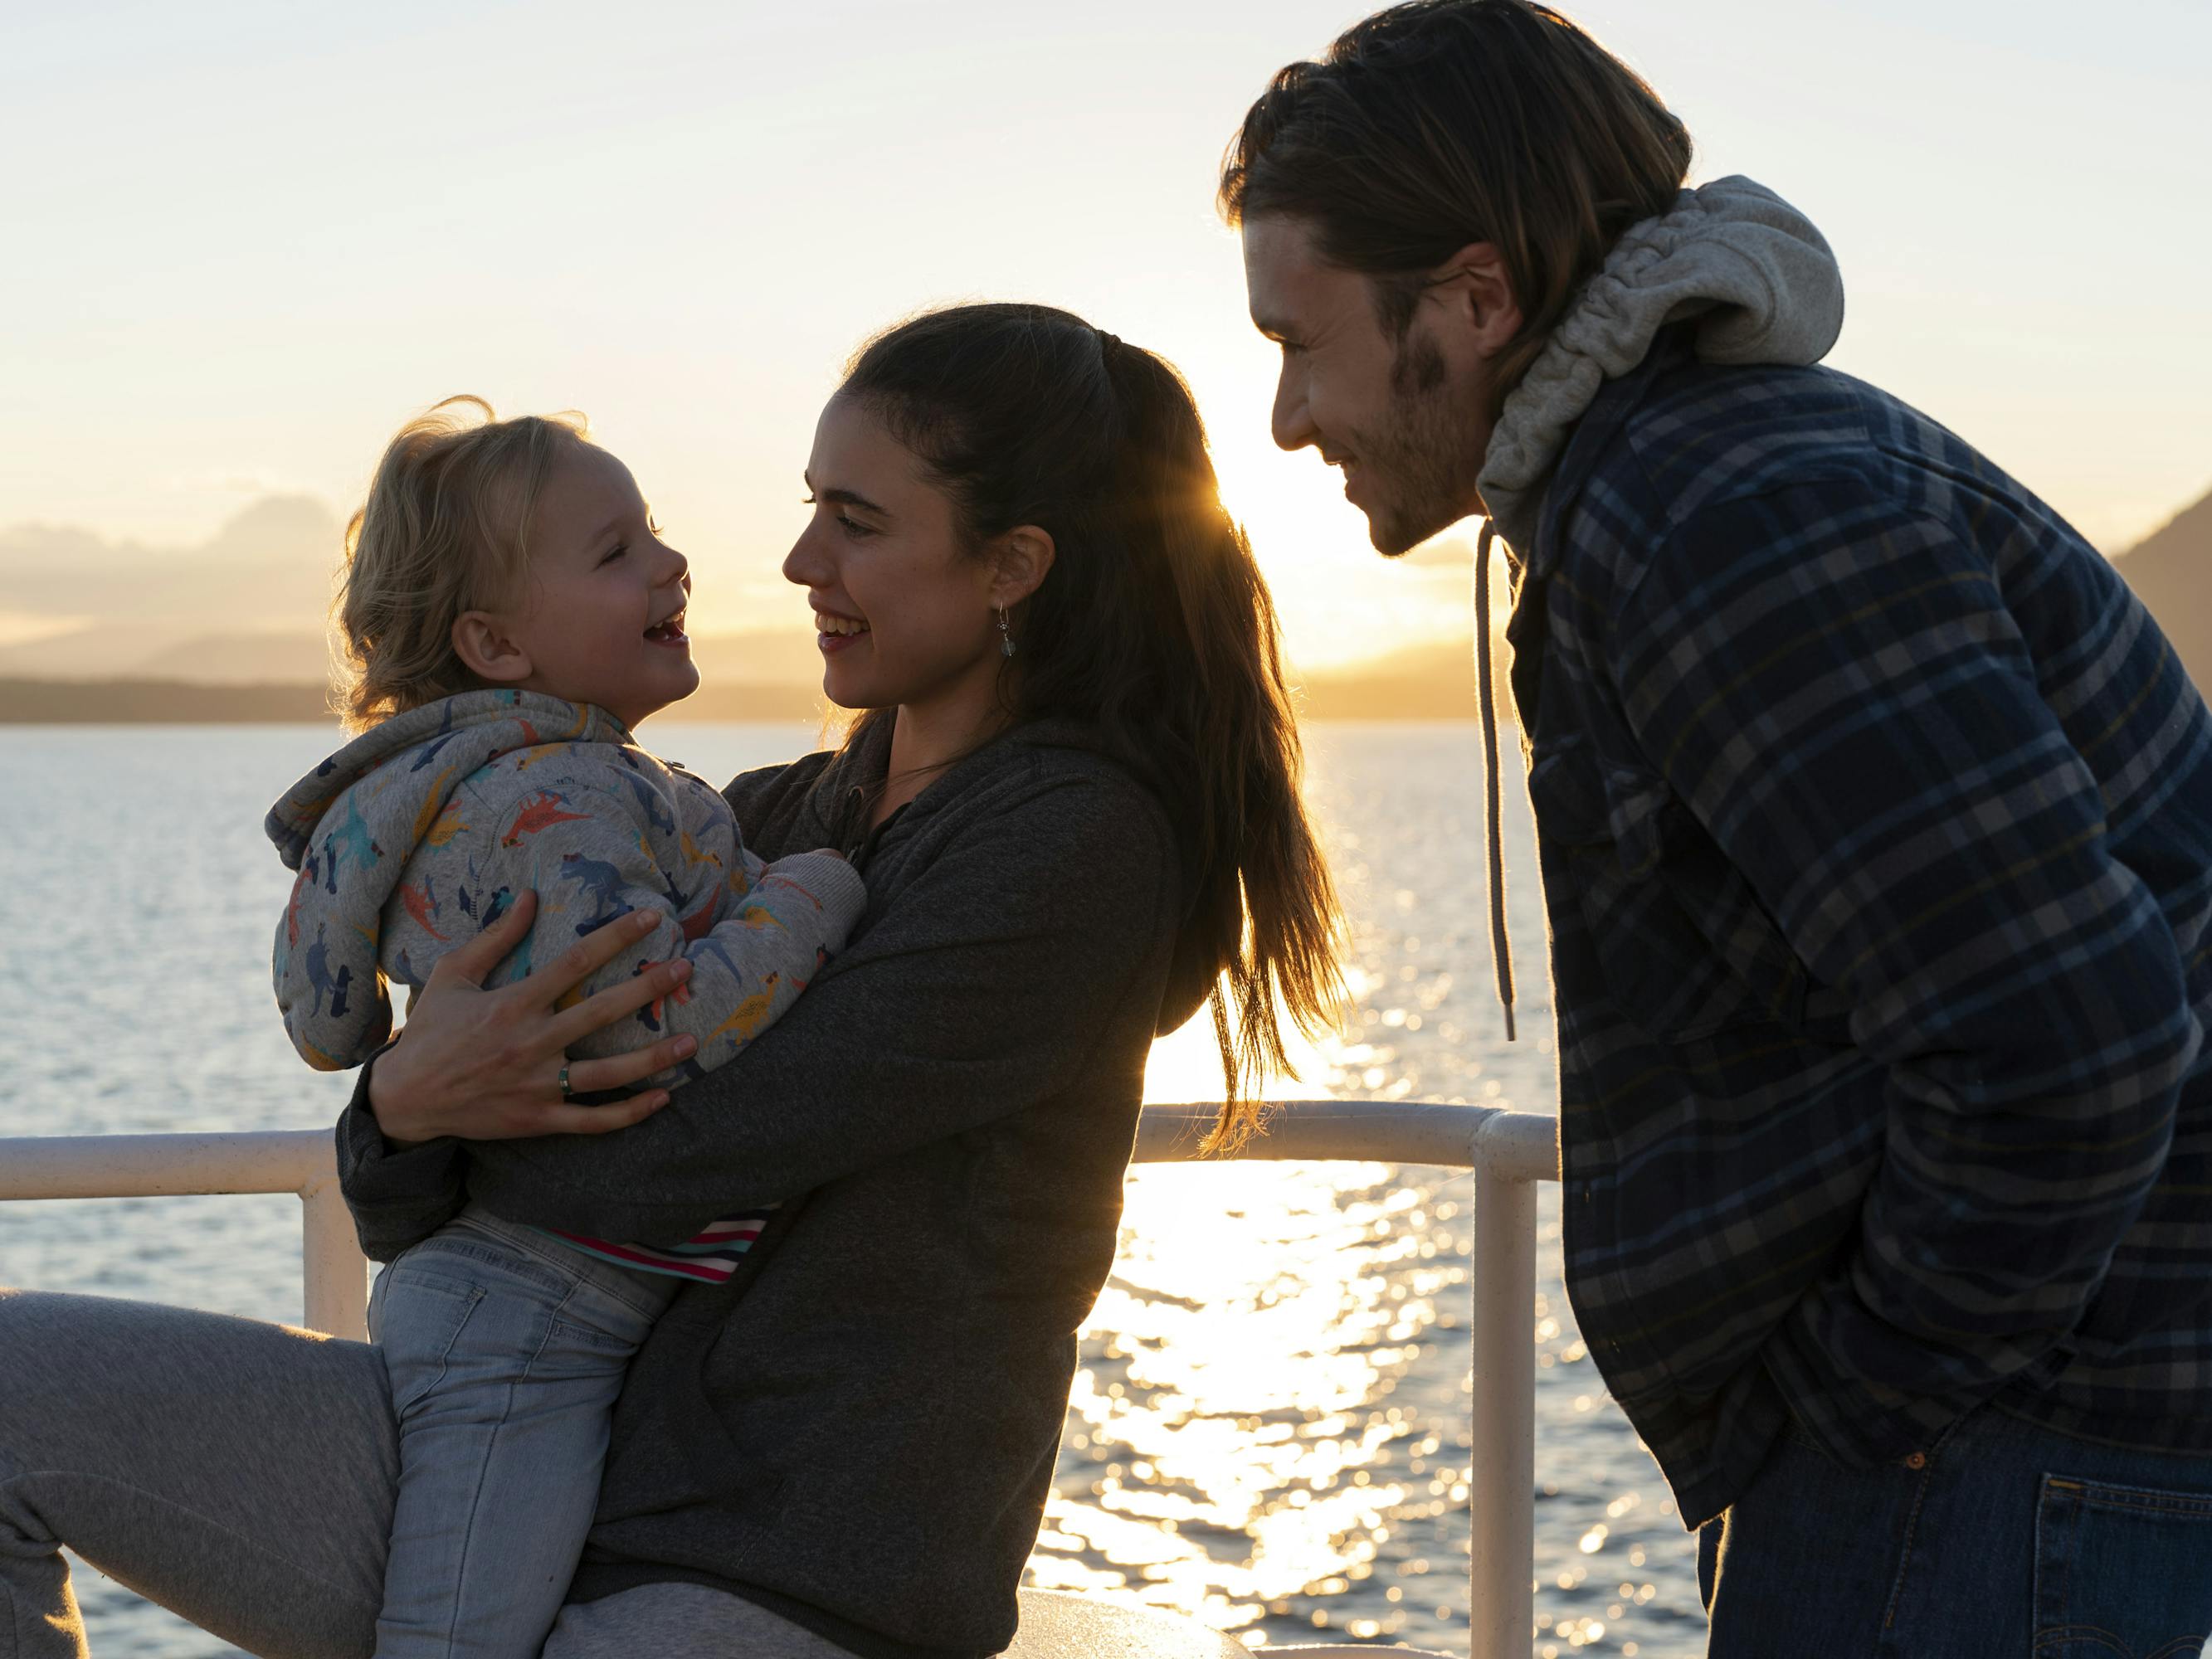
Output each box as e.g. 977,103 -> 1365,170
1351,329 -> 1485,557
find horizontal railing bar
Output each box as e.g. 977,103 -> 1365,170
0,1128 -> 333,1200
0,1101 -> 1552,1657
0,1105 -> 1562,1199
1135,1100 -> 1559,1182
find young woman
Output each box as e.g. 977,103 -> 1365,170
0,303 -> 1345,1658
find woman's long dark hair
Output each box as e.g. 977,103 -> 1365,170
840,302 -> 1345,1149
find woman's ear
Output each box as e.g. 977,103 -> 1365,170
451,611 -> 534,684
989,525 -> 1057,608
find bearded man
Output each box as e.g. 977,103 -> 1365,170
1226,4 -> 2212,1652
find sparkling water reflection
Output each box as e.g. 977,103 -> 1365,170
0,723 -> 1707,1657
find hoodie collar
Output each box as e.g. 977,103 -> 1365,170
266,690 -> 627,870
1476,174 -> 1845,563
1464,178 -> 1844,1050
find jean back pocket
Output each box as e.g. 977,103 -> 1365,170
370,1267 -> 485,1420
2034,1472 -> 2212,1657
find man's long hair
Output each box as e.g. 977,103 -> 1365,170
1220,0 -> 1693,418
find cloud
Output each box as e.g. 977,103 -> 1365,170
0,495 -> 345,630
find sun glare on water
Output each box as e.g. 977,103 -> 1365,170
1040,947 -> 1470,1641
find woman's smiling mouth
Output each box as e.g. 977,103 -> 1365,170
816,610 -> 871,654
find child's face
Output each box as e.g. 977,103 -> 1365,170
477,443 -> 699,729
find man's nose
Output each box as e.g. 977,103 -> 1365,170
1272,363 -> 1317,453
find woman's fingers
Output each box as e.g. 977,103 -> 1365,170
426,889 -> 539,989
531,1090 -> 672,1136
532,908 -> 663,1003
546,954 -> 694,1052
563,1034 -> 697,1097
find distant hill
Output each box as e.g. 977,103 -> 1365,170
0,676 -> 831,726
0,658 -> 1481,725
0,623 -> 834,689
19,484 -> 2196,727
2112,486 -> 2212,693
0,678 -> 333,723
1297,638 -> 1480,720
0,493 -> 1486,720
0,496 -> 343,634
132,630 -> 339,684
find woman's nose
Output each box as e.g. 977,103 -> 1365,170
782,525 -> 831,588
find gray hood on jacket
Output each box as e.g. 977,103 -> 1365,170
1464,177 -> 1844,1049
1476,174 -> 1846,552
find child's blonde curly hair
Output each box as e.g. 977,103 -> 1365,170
335,395 -> 592,731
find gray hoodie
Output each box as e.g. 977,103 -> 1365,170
267,688 -> 865,1081
1478,173 -> 1847,552
1464,175 -> 1847,1038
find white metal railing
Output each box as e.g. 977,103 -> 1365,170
0,1127 -> 368,1336
0,1100 -> 1559,1659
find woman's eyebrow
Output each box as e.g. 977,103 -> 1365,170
802,474 -> 892,518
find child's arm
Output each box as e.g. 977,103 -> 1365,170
485,781 -> 865,1082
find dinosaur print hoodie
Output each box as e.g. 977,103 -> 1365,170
266,688 -> 865,1080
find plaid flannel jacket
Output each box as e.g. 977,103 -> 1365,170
1513,328 -> 2212,1527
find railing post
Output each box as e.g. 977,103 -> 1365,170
299,1171 -> 370,1340
1467,1151 -> 1536,1659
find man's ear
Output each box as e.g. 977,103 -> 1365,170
451,611 -> 534,684
988,525 -> 1057,609
1428,241 -> 1523,359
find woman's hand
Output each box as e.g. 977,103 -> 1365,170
364,892 -> 698,1147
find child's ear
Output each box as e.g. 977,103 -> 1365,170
452,612 -> 533,684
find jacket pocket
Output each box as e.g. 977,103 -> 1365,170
2032,1472 -> 2212,1657
1527,741 -> 1842,1044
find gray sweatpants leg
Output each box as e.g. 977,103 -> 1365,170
0,1289 -> 397,1658
543,1586 -> 856,1657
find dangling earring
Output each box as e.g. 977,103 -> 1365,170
997,604 -> 1016,659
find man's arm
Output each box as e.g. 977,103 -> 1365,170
1610,483 -> 2200,1445
339,771 -> 1178,1244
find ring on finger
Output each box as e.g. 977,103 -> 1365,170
558,1063 -> 573,1101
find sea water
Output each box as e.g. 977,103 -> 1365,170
0,723 -> 1706,1657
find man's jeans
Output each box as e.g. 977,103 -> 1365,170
369,1205 -> 677,1659
1699,1403 -> 2212,1657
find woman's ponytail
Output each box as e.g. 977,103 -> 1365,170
1092,336 -> 1346,1142
842,304 -> 1347,1149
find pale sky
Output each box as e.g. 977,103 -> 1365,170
4,0 -> 2206,668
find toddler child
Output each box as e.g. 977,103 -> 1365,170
266,397 -> 864,1657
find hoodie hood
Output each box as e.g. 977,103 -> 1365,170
268,690 -> 626,1068
1462,177 -> 1844,1048
1476,175 -> 1845,554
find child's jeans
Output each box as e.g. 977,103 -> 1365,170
367,1204 -> 679,1659
1699,1399 -> 2212,1657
